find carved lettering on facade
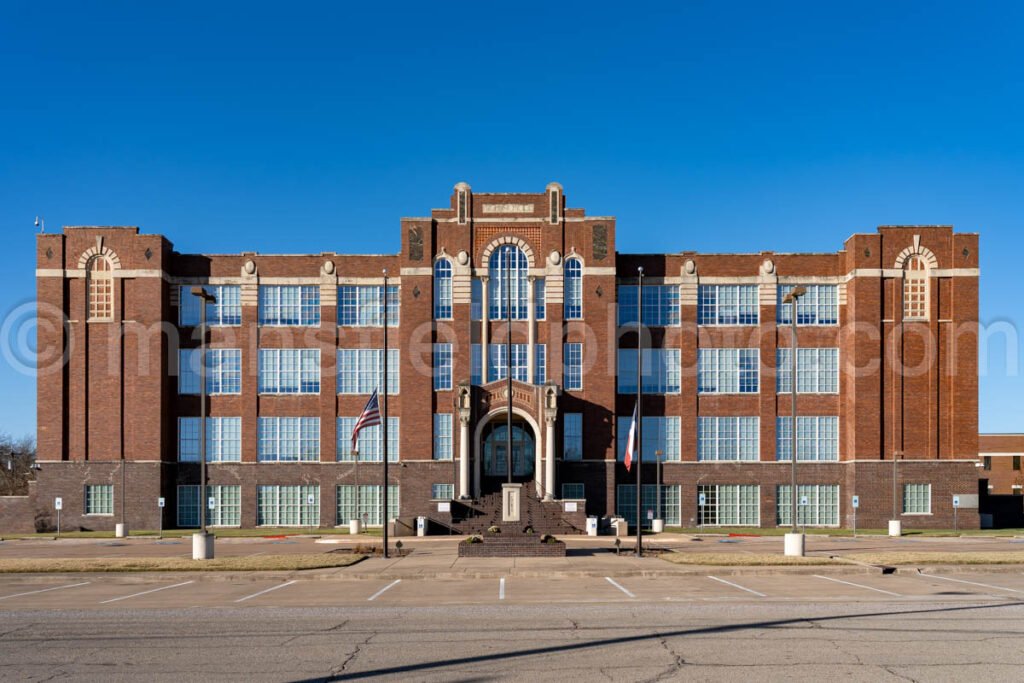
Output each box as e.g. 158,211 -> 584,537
482,204 -> 534,215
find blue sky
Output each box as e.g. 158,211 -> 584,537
1,1 -> 1021,437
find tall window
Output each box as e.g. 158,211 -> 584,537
87,256 -> 114,321
84,484 -> 113,515
776,484 -> 840,526
178,417 -> 241,462
433,343 -> 452,391
535,278 -> 546,320
616,485 -> 680,526
177,485 -> 241,527
563,413 -> 583,460
564,343 -> 583,390
777,285 -> 838,325
336,485 -> 399,526
776,348 -> 839,394
698,417 -> 759,461
338,285 -> 399,327
488,245 -> 529,320
697,348 -> 759,394
258,349 -> 320,394
179,285 -> 242,326
698,485 -> 760,526
259,286 -> 320,326
616,416 -> 681,462
903,484 -> 931,514
433,259 -> 453,319
178,349 -> 242,395
433,414 -> 453,460
471,278 -> 483,321
337,417 -> 399,461
698,285 -> 758,326
562,483 -> 585,500
618,348 -> 681,394
337,349 -> 399,394
257,485 -> 319,526
485,343 -> 545,384
903,255 -> 929,320
618,285 -> 680,327
776,416 -> 839,461
257,417 -> 320,462
564,258 -> 583,319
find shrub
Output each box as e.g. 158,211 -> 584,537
487,525 -> 501,534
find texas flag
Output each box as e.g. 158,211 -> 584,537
624,402 -> 639,472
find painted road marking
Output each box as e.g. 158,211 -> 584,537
235,580 -> 298,603
921,574 -> 1024,595
99,580 -> 195,604
0,581 -> 91,602
708,576 -> 767,597
813,574 -> 902,597
367,579 -> 401,601
499,577 -> 506,600
604,577 -> 636,598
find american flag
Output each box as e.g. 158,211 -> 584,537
351,389 -> 382,453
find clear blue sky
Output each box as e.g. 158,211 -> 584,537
1,1 -> 1021,438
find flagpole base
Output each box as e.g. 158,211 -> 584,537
784,532 -> 805,557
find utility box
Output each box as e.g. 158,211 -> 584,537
586,517 -> 598,536
416,516 -> 426,537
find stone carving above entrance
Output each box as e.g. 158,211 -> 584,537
473,379 -> 559,424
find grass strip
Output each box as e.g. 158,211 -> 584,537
659,552 -> 837,566
843,551 -> 1024,566
0,553 -> 366,573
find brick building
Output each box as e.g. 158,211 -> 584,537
10,183 -> 984,533
979,434 -> 1024,496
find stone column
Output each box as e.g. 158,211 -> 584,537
459,414 -> 471,499
545,415 -> 556,501
480,276 -> 489,383
527,276 -> 536,384
534,427 -> 544,498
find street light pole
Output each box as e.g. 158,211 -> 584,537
783,286 -> 806,557
191,286 -> 217,560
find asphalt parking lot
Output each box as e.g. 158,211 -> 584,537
3,568 -> 1024,611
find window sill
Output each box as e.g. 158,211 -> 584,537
84,513 -> 114,517
901,512 -> 933,516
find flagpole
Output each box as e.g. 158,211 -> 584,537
636,266 -> 644,558
382,269 -> 390,559
506,247 -> 513,484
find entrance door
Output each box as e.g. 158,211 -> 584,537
481,417 -> 535,493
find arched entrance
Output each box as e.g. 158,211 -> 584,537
479,414 -> 536,494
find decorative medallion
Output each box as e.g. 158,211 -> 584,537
548,250 -> 561,266
408,227 -> 424,261
144,247 -> 153,260
45,247 -> 53,260
761,258 -> 775,275
456,250 -> 469,266
962,248 -> 970,257
243,260 -> 256,275
593,224 -> 608,261
323,260 -> 335,275
683,259 -> 696,275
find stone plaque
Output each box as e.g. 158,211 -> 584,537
593,224 -> 608,261
502,483 -> 522,522
408,227 -> 424,261
482,203 -> 534,214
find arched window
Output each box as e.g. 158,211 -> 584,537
903,255 -> 928,320
433,258 -> 453,319
488,245 -> 529,320
87,256 -> 114,321
564,257 -> 583,320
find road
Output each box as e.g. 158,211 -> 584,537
3,570 -> 1024,681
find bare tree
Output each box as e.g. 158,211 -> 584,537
0,433 -> 36,496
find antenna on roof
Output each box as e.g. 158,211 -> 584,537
34,216 -> 44,233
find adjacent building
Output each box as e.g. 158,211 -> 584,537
5,183 -> 985,532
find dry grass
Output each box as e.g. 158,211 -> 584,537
844,551 -> 1024,566
659,552 -> 838,566
0,553 -> 366,573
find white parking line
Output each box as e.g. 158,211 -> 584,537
499,577 -> 506,600
235,580 -> 298,603
604,577 -> 636,598
0,581 -> 91,602
813,574 -> 902,597
920,573 -> 1024,595
99,580 -> 195,604
708,576 -> 766,597
367,579 -> 401,601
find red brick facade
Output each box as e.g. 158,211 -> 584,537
8,183 -> 984,532
979,434 -> 1024,496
